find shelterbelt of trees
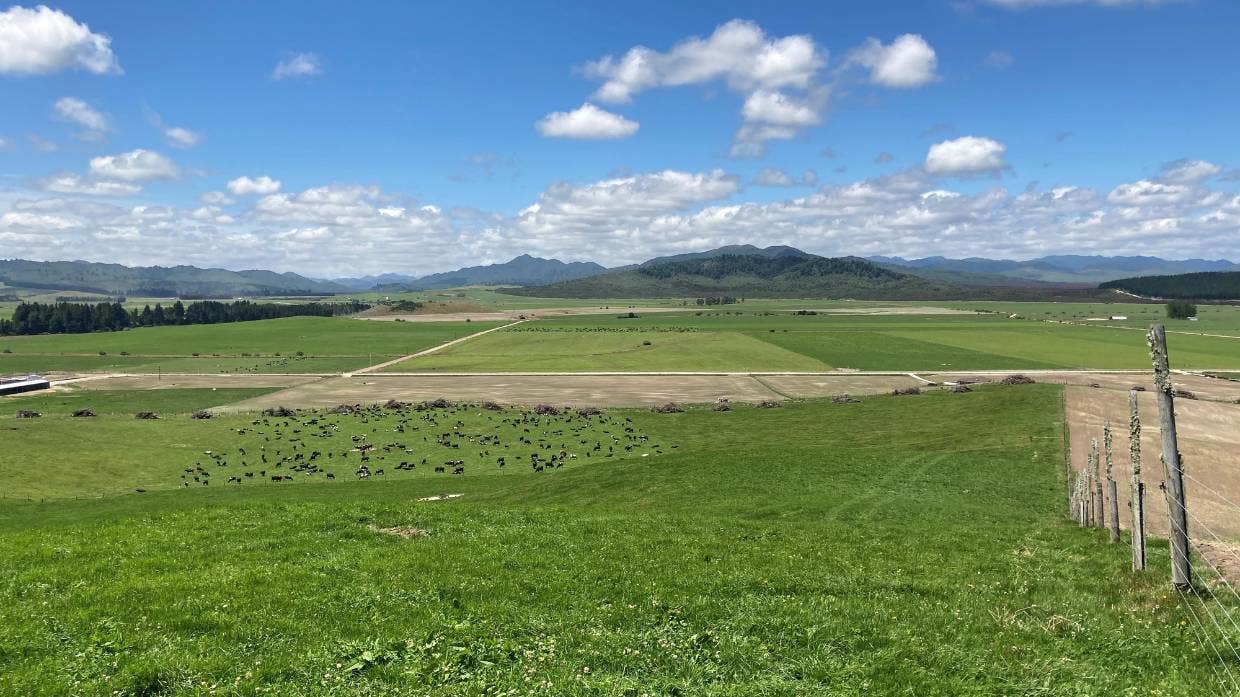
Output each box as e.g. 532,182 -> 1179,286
0,300 -> 369,336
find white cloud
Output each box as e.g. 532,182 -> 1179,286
52,97 -> 109,140
272,52 -> 321,80
144,109 -> 203,148
536,103 -> 639,139
0,135 -> 7,149
846,34 -> 939,88
984,50 -> 1014,69
925,136 -> 1008,176
802,169 -> 819,186
874,151 -> 895,164
28,134 -> 57,152
227,175 -> 283,196
88,149 -> 180,181
0,5 -> 120,75
6,159 -> 1240,275
200,190 -> 235,206
753,168 -> 794,186
584,19 -> 824,104
38,173 -> 140,196
1158,159 -> 1222,184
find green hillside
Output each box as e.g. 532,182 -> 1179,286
1100,270 -> 1240,300
508,255 -> 963,299
0,259 -> 347,297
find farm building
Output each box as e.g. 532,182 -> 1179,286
0,375 -> 50,396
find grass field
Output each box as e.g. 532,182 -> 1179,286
0,384 -> 1227,694
384,310 -> 1240,372
0,317 -> 501,375
1,388 -> 279,417
946,300 -> 1240,336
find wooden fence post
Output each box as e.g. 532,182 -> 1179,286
1129,390 -> 1147,571
1090,438 -> 1103,527
1147,325 -> 1190,588
1104,422 -> 1120,543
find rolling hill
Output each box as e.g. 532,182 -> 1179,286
506,254 -> 964,299
375,254 -> 608,291
0,259 -> 347,297
873,254 -> 1240,284
1100,271 -> 1240,300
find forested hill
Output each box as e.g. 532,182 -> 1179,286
1100,271 -> 1240,300
376,255 -> 608,291
505,254 -> 967,299
0,259 -> 348,297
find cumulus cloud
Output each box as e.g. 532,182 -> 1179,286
272,52 -> 321,80
144,109 -> 202,148
584,19 -> 823,104
227,175 -> 282,196
925,136 -> 1008,176
579,20 -> 831,157
200,190 -> 235,206
845,34 -> 939,88
0,5 -> 121,75
753,168 -> 794,186
536,103 -> 639,139
52,97 -> 109,140
6,158 -> 1240,274
37,173 -> 140,196
1158,159 -> 1222,184
89,149 -> 180,181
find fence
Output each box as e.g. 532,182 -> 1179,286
1067,323 -> 1240,693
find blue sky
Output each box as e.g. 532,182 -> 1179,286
2,0 -> 1239,276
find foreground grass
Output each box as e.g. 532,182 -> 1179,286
1,388 -> 278,417
0,386 -> 1227,694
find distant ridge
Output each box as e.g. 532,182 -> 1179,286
1100,270 -> 1240,300
871,254 -> 1240,284
506,253 -> 966,300
0,259 -> 346,297
376,254 -> 608,291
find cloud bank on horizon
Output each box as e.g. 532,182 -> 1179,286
0,2 -> 1236,276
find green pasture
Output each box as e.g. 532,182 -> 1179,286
0,385 -> 1228,694
0,317 -> 499,375
384,310 -> 1240,372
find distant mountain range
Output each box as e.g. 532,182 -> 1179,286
358,254 -> 608,291
0,259 -> 346,297
506,254 -> 967,300
868,255 -> 1240,285
6,249 -> 1237,300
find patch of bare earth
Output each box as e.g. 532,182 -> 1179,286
1063,385 -> 1240,575
369,525 -> 429,539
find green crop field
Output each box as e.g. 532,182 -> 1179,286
0,317 -> 500,375
946,300 -> 1240,336
0,384 -> 1226,694
383,310 -> 1240,372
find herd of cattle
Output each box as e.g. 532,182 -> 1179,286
176,400 -> 667,488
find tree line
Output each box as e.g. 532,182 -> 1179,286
0,300 -> 370,336
1100,271 -> 1240,300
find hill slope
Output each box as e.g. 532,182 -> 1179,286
506,254 -> 962,299
0,259 -> 347,297
1100,271 -> 1240,300
874,254 -> 1240,284
381,254 -> 608,290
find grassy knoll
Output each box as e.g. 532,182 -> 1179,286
383,310 -> 1240,372
0,385 -> 1226,694
0,317 -> 500,375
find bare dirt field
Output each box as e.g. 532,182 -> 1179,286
213,373 -> 785,411
1063,383 -> 1240,544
